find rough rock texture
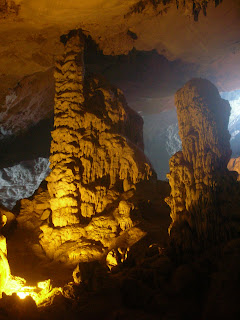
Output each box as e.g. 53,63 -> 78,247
143,89 -> 240,179
166,78 -> 236,251
0,0 -> 20,20
0,235 -> 10,295
16,30 -> 155,264
126,0 -> 222,21
228,157 -> 240,181
47,30 -> 152,226
0,158 -> 50,209
0,0 -> 239,107
0,69 -> 54,137
46,30 -> 86,228
1,180 -> 172,320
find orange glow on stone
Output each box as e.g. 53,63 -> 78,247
0,236 -> 62,307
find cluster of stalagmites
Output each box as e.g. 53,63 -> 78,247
16,30 -> 155,264
166,78 -> 238,251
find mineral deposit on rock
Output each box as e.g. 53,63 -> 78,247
17,30 -> 155,264
166,78 -> 236,250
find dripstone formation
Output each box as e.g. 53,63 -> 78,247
46,31 -> 86,227
17,30 -> 155,264
166,78 -> 236,251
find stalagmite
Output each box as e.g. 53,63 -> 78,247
16,29 -> 156,264
46,30 -> 85,227
166,78 -> 237,251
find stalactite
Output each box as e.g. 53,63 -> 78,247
125,0 -> 223,21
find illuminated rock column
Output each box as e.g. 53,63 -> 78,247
47,30 -> 85,227
166,78 -> 234,249
41,30 -> 155,263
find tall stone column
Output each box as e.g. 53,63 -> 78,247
166,78 -> 236,251
47,30 -> 85,227
41,30 -> 155,263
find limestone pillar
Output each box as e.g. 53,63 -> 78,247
166,78 -> 235,251
47,30 -> 85,227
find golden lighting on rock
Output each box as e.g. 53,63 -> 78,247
17,292 -> 29,299
0,235 -> 62,307
3,277 -> 62,306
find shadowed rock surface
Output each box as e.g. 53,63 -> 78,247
2,76 -> 240,320
1,1 -> 240,316
228,156 -> 240,180
14,31 -> 156,266
166,78 -> 238,251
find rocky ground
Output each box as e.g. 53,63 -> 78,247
1,183 -> 240,320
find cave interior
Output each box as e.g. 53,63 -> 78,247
0,0 -> 240,319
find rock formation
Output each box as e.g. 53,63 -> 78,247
228,157 -> 240,181
0,158 -> 50,209
16,30 -> 155,264
0,0 -> 19,20
0,69 -> 54,138
166,78 -> 237,251
126,0 -> 222,21
46,30 -> 86,227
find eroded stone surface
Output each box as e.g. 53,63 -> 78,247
16,30 -> 155,264
166,78 -> 236,250
228,157 -> 240,181
126,0 -> 222,21
0,0 -> 239,108
0,69 -> 54,137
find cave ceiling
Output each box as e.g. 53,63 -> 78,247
0,0 -> 240,207
0,0 -> 240,112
